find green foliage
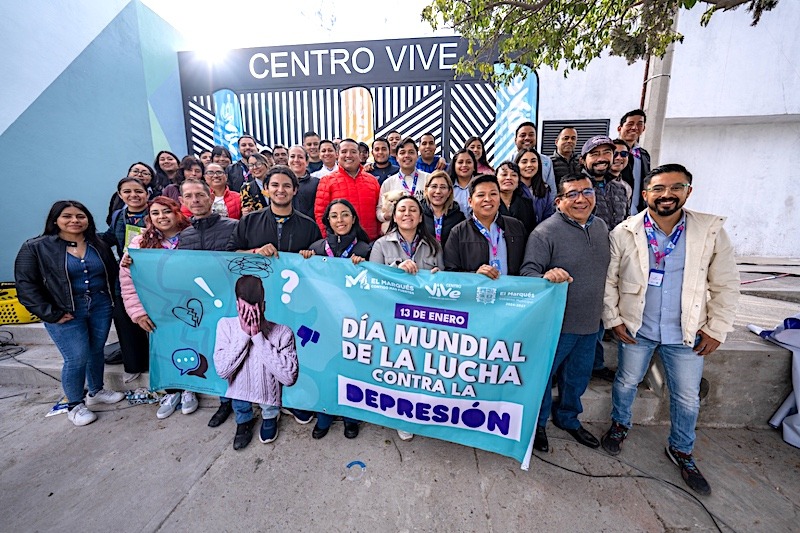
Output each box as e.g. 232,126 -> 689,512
421,0 -> 778,83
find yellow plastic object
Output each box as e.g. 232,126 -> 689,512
0,286 -> 40,325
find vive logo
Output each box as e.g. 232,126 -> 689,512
345,269 -> 370,290
424,283 -> 461,299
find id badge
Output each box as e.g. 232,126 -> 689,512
648,269 -> 665,287
490,259 -> 501,270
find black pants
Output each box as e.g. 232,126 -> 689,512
113,294 -> 149,373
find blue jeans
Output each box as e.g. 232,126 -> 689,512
44,292 -> 113,405
315,412 -> 358,429
232,400 -> 279,424
611,333 -> 704,454
538,332 -> 596,429
593,322 -> 606,371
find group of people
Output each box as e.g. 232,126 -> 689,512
13,108 -> 739,496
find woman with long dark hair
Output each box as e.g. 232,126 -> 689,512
153,150 -> 180,191
300,199 -> 372,440
106,162 -> 158,224
370,194 -> 443,442
15,201 -> 124,426
119,197 -> 196,417
514,148 -> 555,224
465,136 -> 493,174
496,161 -> 536,234
448,148 -> 478,216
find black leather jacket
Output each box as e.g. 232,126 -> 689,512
14,235 -> 118,323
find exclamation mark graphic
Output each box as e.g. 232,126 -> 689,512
194,277 -> 223,308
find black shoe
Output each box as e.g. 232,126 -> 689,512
208,402 -> 233,427
312,423 -> 330,439
592,367 -> 616,382
665,446 -> 711,495
344,421 -> 359,439
233,420 -> 254,450
554,423 -> 600,449
533,426 -> 549,452
601,421 -> 629,456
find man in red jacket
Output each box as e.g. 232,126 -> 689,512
314,139 -> 381,241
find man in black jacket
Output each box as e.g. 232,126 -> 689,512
227,135 -> 259,192
224,165 -> 321,448
178,179 -> 239,432
179,180 -> 239,252
227,165 -> 322,255
551,126 -> 580,183
580,136 -> 628,231
617,109 -> 651,214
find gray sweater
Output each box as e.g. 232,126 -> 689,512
520,212 -> 610,335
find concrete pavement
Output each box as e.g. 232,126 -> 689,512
0,382 -> 798,532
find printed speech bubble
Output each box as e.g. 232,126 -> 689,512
171,348 -> 201,375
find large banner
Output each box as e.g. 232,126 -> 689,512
129,250 -> 566,468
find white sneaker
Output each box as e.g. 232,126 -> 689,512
181,391 -> 198,415
123,372 -> 141,384
397,430 -> 414,441
67,403 -> 97,426
85,389 -> 125,406
157,392 -> 181,419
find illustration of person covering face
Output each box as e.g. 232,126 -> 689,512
213,275 -> 298,407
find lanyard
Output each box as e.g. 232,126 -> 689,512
164,235 -> 180,249
472,216 -> 502,260
399,171 -> 419,196
643,213 -> 684,268
433,216 -> 443,242
241,160 -> 250,182
399,234 -> 419,259
324,238 -> 357,258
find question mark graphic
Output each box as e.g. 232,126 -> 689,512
194,277 -> 223,308
280,270 -> 299,304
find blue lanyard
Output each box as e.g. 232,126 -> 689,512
472,216 -> 501,259
399,234 -> 419,259
643,213 -> 684,268
399,171 -> 419,196
324,238 -> 357,258
164,235 -> 179,249
434,216 -> 443,242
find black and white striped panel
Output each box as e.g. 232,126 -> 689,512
447,82 -> 496,159
371,85 -> 438,137
373,86 -> 444,146
188,96 -> 215,156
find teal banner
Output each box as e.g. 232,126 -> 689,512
129,249 -> 566,468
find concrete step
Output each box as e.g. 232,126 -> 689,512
1,322 -> 118,345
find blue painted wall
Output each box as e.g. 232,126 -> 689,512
0,1 -> 185,280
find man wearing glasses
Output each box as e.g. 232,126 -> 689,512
521,174 -> 610,453
601,164 -> 739,496
609,139 -> 633,208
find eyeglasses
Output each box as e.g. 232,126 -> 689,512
613,150 -> 629,158
205,170 -> 226,177
559,188 -> 596,200
129,169 -> 152,177
645,184 -> 691,194
247,162 -> 265,169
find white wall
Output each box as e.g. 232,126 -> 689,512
536,55 -> 645,138
660,119 -> 800,256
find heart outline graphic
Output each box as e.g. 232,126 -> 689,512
172,298 -> 204,327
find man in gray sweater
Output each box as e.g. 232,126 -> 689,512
521,174 -> 611,453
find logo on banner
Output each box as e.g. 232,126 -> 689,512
345,269 -> 370,289
424,283 -> 462,300
476,287 -> 497,305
